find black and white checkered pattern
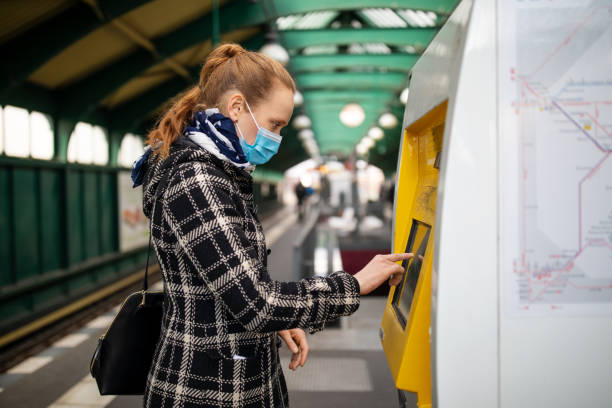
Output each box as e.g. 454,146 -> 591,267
141,142 -> 361,407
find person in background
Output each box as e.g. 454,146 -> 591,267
294,180 -> 307,221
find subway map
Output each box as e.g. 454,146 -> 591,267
500,0 -> 612,315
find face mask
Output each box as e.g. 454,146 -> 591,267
235,99 -> 282,165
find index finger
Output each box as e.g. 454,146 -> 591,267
385,252 -> 414,262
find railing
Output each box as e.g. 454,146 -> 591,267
292,207 -> 320,281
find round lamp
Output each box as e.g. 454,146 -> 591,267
292,115 -> 311,130
400,87 -> 409,105
339,103 -> 365,128
259,42 -> 290,66
361,137 -> 375,149
356,143 -> 368,155
368,126 -> 384,140
298,129 -> 314,141
293,90 -> 303,107
379,112 -> 398,129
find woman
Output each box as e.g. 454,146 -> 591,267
134,43 -> 411,407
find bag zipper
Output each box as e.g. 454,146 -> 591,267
99,289 -> 163,340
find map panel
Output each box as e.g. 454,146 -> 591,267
499,0 -> 612,315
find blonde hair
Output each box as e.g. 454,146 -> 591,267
145,43 -> 296,160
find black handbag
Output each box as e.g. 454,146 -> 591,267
90,229 -> 164,395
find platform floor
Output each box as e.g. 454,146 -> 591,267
0,206 -> 409,408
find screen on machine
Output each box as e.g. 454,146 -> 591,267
392,220 -> 431,328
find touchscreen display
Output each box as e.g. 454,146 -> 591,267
392,220 -> 431,328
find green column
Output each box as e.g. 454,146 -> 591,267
54,118 -> 75,162
108,130 -> 123,167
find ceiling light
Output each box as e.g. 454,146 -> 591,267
339,103 -> 365,128
260,42 -> 290,66
298,129 -> 314,141
356,144 -> 368,155
259,27 -> 290,66
361,137 -> 375,149
293,90 -> 303,107
303,138 -> 318,150
292,114 -> 311,129
368,126 -> 384,140
379,112 -> 398,129
400,88 -> 409,105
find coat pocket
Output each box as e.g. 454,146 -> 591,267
218,350 -> 266,389
191,347 -> 267,389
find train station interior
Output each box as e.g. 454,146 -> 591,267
1,1 -> 611,407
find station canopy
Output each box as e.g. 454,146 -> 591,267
0,0 -> 458,177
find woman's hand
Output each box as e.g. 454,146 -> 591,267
278,328 -> 309,371
353,253 -> 413,295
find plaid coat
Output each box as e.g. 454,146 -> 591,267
141,139 -> 361,407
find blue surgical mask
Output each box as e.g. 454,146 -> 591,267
235,100 -> 282,165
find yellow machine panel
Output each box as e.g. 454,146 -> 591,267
380,101 -> 447,408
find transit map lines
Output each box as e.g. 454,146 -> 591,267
501,0 -> 612,316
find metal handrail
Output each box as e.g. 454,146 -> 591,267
292,207 -> 320,281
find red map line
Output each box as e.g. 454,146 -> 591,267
578,153 -> 611,251
583,112 -> 612,138
528,7 -> 605,79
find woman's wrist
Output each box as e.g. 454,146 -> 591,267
352,272 -> 363,296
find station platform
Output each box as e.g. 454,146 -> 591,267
0,206 -> 404,408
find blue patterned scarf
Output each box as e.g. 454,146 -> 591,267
131,108 -> 252,188
184,108 -> 251,168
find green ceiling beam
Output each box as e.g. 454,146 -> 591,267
0,0 -> 153,95
270,0 -> 458,15
97,35 -> 265,130
290,53 -> 418,73
303,91 -> 395,115
305,99 -> 389,108
0,83 -> 58,116
309,108 -> 380,154
53,0 -> 444,120
303,90 -> 394,102
56,2 -> 267,119
53,0 -> 440,116
281,28 -> 436,49
107,76 -> 193,130
296,72 -> 406,90
306,103 -> 385,114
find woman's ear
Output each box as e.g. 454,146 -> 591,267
226,92 -> 244,122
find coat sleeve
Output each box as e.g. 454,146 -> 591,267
162,161 -> 360,334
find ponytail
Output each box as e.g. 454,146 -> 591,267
145,43 -> 295,160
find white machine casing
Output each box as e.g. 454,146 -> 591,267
399,0 -> 612,406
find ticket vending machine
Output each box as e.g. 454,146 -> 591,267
379,102 -> 446,408
381,1 -> 612,407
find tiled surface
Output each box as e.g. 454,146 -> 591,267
280,357 -> 373,391
49,375 -> 116,408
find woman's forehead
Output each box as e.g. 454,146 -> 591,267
258,85 -> 294,119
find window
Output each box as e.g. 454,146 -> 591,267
92,126 -> 108,165
117,133 -> 145,168
0,106 -> 54,159
67,122 -> 109,165
30,111 -> 54,159
4,105 -> 30,158
0,106 -> 3,155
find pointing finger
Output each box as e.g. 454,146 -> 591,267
385,252 -> 414,262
